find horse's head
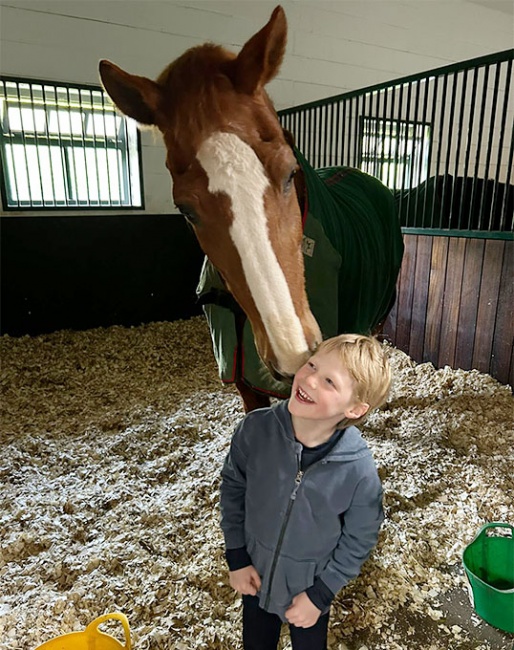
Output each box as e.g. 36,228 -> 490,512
99,5 -> 321,378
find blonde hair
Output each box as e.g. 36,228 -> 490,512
316,333 -> 391,428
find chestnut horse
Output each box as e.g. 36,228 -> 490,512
99,5 -> 403,412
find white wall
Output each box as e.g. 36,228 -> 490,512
1,0 -> 512,214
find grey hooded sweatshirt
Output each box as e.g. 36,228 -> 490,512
220,400 -> 384,622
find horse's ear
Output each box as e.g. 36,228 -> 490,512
99,60 -> 162,126
232,5 -> 287,94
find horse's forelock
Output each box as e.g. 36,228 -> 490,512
155,45 -> 243,140
157,44 -> 236,95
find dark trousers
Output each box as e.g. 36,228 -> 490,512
242,594 -> 329,650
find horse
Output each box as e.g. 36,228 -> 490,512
99,5 -> 404,413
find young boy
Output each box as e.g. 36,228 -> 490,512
220,333 -> 391,650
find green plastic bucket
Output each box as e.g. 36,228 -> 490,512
462,522 -> 514,633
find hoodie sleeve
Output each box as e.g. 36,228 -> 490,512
225,546 -> 252,571
220,423 -> 249,550
318,469 -> 384,597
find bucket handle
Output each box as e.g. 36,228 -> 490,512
85,613 -> 131,650
474,522 -> 514,540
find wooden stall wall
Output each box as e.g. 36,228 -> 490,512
383,234 -> 513,387
0,215 -> 205,337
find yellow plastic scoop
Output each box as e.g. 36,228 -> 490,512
35,613 -> 131,650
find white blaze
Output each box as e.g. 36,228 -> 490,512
196,131 -> 308,374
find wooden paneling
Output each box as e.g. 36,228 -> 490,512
423,237 -> 449,363
472,240 -> 505,373
384,234 -> 513,387
0,215 -> 205,336
454,239 -> 484,371
438,237 -> 466,368
408,235 -> 433,362
491,242 -> 513,383
394,235 -> 417,353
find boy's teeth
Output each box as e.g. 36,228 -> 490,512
298,387 -> 313,402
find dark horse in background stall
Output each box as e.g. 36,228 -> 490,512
99,5 -> 404,412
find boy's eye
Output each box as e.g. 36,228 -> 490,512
308,361 -> 315,369
325,377 -> 335,387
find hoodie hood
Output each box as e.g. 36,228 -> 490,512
271,399 -> 372,462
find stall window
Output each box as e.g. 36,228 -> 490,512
0,77 -> 143,210
360,116 -> 431,190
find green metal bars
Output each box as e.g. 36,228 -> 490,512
279,50 -> 514,237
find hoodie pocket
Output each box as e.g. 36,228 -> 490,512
246,537 -> 271,587
248,537 -> 316,607
282,555 -> 316,603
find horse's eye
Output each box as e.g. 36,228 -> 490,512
176,204 -> 199,225
284,168 -> 297,193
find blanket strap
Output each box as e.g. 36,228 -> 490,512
197,288 -> 245,317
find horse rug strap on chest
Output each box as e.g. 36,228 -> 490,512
196,149 -> 404,398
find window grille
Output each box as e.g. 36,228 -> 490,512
0,77 -> 144,210
360,117 -> 431,190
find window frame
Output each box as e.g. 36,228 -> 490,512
0,75 -> 145,212
359,115 -> 432,192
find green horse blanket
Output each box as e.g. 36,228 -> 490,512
197,149 -> 404,397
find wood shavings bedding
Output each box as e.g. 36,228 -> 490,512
0,318 -> 512,650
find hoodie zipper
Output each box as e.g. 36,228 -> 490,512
264,458 -> 304,609
262,429 -> 354,609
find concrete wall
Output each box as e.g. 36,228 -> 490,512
1,0 -> 512,214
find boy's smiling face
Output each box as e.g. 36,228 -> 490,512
288,349 -> 369,428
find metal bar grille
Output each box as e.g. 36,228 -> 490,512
279,49 -> 514,236
0,76 -> 144,211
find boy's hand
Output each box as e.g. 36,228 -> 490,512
285,591 -> 321,628
229,565 -> 262,596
